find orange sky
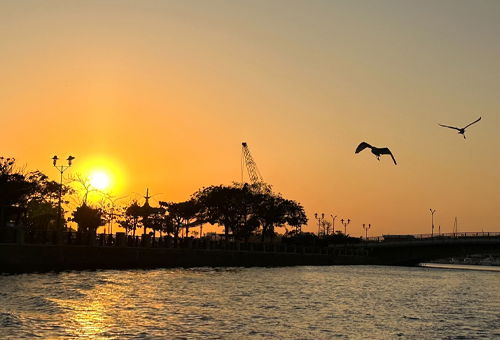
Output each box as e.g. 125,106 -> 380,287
1,1 -> 499,237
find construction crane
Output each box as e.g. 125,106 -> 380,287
241,142 -> 264,184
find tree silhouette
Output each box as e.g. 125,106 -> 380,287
24,171 -> 72,232
193,183 -> 307,241
141,205 -> 166,237
0,157 -> 33,227
254,193 -> 287,242
194,185 -> 250,240
1,158 -> 71,231
160,202 -> 182,241
125,201 -> 142,237
161,214 -> 175,237
282,199 -> 308,234
72,204 -> 105,234
118,212 -> 134,235
159,199 -> 200,241
69,173 -> 96,205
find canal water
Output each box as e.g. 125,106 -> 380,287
0,266 -> 498,339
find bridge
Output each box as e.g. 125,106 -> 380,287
336,236 -> 500,266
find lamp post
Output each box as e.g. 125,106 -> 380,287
314,213 -> 324,236
430,209 -> 436,237
362,223 -> 371,239
52,155 -> 74,231
340,218 -> 351,235
330,214 -> 337,235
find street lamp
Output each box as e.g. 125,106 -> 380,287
314,213 -> 324,236
53,155 -> 75,231
330,214 -> 337,235
429,209 -> 436,237
340,218 -> 351,235
362,223 -> 371,239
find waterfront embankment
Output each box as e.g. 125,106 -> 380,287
2,234 -> 500,273
0,243 -> 375,273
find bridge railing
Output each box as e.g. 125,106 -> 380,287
366,231 -> 500,242
3,227 -> 500,249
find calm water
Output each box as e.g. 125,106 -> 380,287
0,266 -> 499,339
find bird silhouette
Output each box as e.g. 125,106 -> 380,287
355,142 -> 397,165
438,117 -> 481,139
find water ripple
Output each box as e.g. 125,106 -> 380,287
0,266 -> 498,339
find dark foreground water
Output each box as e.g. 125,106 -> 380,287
0,266 -> 499,339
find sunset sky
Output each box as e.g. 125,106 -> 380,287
1,1 -> 499,236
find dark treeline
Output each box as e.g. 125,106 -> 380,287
120,182 -> 308,243
1,157 -> 359,245
0,157 -> 71,232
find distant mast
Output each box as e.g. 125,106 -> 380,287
241,142 -> 264,184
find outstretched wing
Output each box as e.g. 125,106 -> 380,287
438,123 -> 460,131
379,148 -> 397,165
463,116 -> 481,129
355,142 -> 372,154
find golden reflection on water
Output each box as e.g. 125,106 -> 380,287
46,271 -> 184,338
71,298 -> 107,338
48,275 -> 126,339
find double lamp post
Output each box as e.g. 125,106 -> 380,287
52,155 -> 74,231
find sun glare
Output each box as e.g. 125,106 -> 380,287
89,171 -> 111,190
75,156 -> 125,196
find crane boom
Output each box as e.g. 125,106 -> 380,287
241,142 -> 263,184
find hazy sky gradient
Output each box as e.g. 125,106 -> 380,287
1,1 -> 499,236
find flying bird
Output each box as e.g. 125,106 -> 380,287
355,142 -> 397,165
438,116 -> 481,139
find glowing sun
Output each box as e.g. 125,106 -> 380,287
89,171 -> 111,190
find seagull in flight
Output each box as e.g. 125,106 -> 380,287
355,142 -> 397,165
438,117 -> 481,139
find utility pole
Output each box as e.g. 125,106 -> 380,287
429,209 -> 436,237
